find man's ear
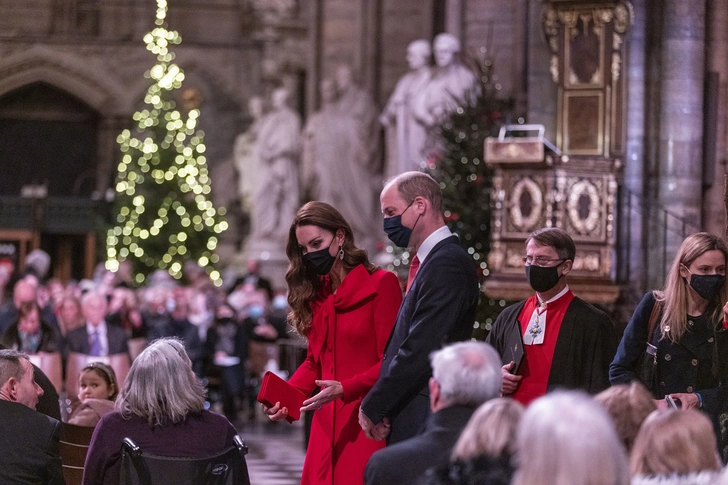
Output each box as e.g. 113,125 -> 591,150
3,377 -> 18,402
428,377 -> 439,409
561,259 -> 573,277
414,196 -> 428,215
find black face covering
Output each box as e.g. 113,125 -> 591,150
383,200 -> 419,248
525,262 -> 564,293
688,273 -> 726,301
303,238 -> 336,275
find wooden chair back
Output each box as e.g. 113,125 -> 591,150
65,352 -> 131,400
27,352 -> 63,394
59,422 -> 95,485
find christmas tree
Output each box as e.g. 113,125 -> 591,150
424,51 -> 514,339
105,0 -> 227,286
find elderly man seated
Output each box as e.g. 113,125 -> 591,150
364,341 -> 503,485
0,349 -> 64,484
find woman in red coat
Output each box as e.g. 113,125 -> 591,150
263,201 -> 402,485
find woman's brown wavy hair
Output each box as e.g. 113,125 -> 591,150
285,201 -> 377,336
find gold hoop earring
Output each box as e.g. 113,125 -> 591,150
338,247 -> 345,260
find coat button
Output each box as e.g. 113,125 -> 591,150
659,381 -> 666,387
687,386 -> 694,393
688,320 -> 694,328
692,359 -> 698,366
664,354 -> 671,361
708,337 -> 715,343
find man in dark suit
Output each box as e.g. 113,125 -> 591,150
486,227 -> 618,405
66,291 -> 129,356
0,277 -> 60,336
360,171 -> 479,444
0,343 -> 60,420
364,342 -> 502,485
0,349 -> 64,485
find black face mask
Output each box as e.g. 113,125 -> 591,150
525,262 -> 564,293
303,238 -> 336,275
383,200 -> 419,248
688,272 -> 725,301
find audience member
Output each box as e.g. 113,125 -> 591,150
106,287 -> 147,339
420,398 -> 522,485
0,277 -> 60,336
205,303 -> 248,423
631,410 -> 721,484
512,391 -> 629,485
57,295 -> 85,336
2,300 -> 61,353
82,338 -> 238,485
148,287 -> 203,374
67,362 -> 118,427
0,349 -> 64,485
364,341 -> 502,485
487,227 -> 618,404
595,382 -> 656,453
0,342 -> 61,419
24,249 -> 51,282
66,291 -> 129,356
610,232 -> 728,449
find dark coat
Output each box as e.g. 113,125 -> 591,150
2,318 -> 61,353
83,410 -> 237,485
361,235 -> 479,444
66,322 -> 130,356
364,405 -> 476,485
0,399 -> 64,485
610,292 -> 728,415
486,295 -> 617,395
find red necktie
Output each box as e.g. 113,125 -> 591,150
406,255 -> 420,293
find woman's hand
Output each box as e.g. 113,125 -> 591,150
300,380 -> 344,412
654,398 -> 668,411
262,401 -> 289,421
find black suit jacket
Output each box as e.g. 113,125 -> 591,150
0,399 -> 64,485
364,405 -> 476,485
361,235 -> 478,443
486,295 -> 617,395
66,322 -> 129,355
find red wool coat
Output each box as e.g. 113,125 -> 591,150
288,265 -> 402,485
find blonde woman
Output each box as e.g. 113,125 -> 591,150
631,409 -> 721,484
82,338 -> 238,485
595,382 -> 656,453
610,232 -> 728,449
421,398 -> 523,485
512,391 -> 629,485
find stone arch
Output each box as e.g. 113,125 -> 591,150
0,45 -> 128,116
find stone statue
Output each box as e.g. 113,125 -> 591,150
233,96 -> 265,211
413,33 -> 478,134
380,39 -> 432,178
302,78 -> 380,253
248,88 -> 301,245
334,64 -> 382,175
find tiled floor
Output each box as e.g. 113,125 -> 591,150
239,419 -> 306,485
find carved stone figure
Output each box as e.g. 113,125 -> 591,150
413,33 -> 478,133
334,64 -> 382,175
302,79 -> 380,253
233,96 -> 265,211
380,40 -> 432,178
248,88 -> 301,245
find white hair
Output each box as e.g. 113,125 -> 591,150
80,290 -> 106,309
116,338 -> 206,426
429,341 -> 502,407
513,391 -> 630,485
434,33 -> 461,53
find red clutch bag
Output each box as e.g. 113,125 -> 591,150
256,371 -> 306,423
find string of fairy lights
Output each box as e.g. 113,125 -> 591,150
105,0 -> 227,286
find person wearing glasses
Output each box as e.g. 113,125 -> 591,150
485,227 -> 618,405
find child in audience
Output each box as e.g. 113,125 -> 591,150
67,362 -> 118,426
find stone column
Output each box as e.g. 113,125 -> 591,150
622,0 -> 647,289
527,0 -> 557,141
703,0 -> 728,237
657,0 -> 705,255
